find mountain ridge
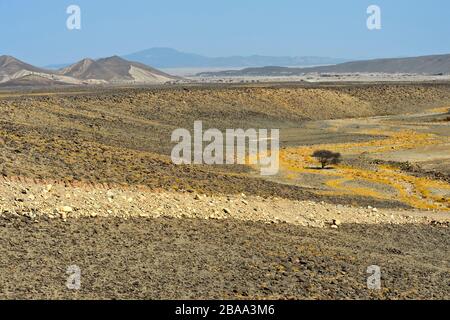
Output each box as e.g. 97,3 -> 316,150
198,53 -> 450,77
0,55 -> 179,87
123,47 -> 349,68
0,55 -> 53,83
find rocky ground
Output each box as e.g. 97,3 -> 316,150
0,176 -> 448,300
1,84 -> 450,206
1,83 -> 449,299
1,214 -> 449,300
1,175 -> 448,227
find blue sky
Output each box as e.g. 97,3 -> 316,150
1,0 -> 449,66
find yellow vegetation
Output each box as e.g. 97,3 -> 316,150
279,130 -> 450,211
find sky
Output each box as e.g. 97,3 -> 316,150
1,0 -> 449,66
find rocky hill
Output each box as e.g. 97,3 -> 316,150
198,54 -> 450,77
0,55 -> 179,87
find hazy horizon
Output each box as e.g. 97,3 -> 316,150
42,48 -> 450,69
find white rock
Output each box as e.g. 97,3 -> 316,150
61,206 -> 73,213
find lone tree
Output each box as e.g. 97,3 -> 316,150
312,150 -> 342,169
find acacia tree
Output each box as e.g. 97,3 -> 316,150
312,150 -> 342,169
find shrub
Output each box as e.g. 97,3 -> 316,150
312,150 -> 342,169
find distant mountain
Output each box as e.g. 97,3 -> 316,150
198,54 -> 450,77
59,56 -> 179,83
0,55 -> 52,83
123,47 -> 349,68
0,74 -> 72,87
0,55 -> 179,87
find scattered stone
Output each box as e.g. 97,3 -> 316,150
61,206 -> 73,213
0,177 -> 447,228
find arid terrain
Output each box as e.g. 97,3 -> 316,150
0,82 -> 449,299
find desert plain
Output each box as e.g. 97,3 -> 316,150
0,82 -> 449,299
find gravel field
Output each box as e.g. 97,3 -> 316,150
2,176 -> 447,227
0,216 -> 448,300
1,83 -> 449,300
0,176 -> 448,300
